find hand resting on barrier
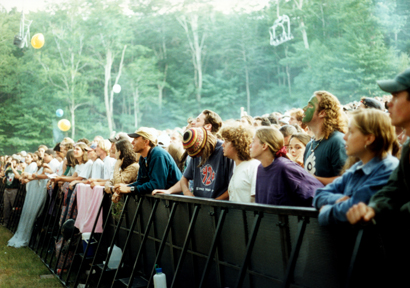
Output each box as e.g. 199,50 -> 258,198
114,183 -> 132,194
112,192 -> 121,203
346,202 -> 375,224
152,189 -> 172,195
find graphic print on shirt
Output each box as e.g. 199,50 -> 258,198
201,165 -> 216,186
6,173 -> 15,185
305,152 -> 316,175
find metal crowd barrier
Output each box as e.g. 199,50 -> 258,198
0,182 -> 26,231
2,182 -> 392,288
0,180 -> 5,224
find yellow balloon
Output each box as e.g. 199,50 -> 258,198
31,33 -> 45,49
58,119 -> 71,132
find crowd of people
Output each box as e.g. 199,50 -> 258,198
1,68 -> 410,260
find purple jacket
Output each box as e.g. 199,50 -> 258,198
255,157 -> 324,207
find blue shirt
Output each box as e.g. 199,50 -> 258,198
313,155 -> 399,226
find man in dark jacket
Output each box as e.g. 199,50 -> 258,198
347,68 -> 410,224
347,68 -> 410,286
114,127 -> 182,195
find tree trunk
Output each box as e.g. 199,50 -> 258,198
157,64 -> 168,110
104,45 -> 127,133
242,49 -> 251,114
104,49 -> 113,133
245,65 -> 250,115
285,47 -> 292,97
300,20 -> 309,49
177,15 -> 206,104
133,87 -> 139,129
70,102 -> 75,140
277,66 -> 281,86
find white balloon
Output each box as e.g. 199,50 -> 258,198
113,84 -> 121,93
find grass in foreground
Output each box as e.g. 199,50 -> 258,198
0,226 -> 63,288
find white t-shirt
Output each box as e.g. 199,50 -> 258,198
25,162 -> 38,174
56,158 -> 65,176
91,158 -> 104,179
48,158 -> 61,175
75,160 -> 93,179
103,156 -> 117,180
228,159 -> 260,203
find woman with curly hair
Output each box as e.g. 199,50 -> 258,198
250,127 -> 323,206
220,124 -> 260,203
302,91 -> 348,185
106,139 -> 139,202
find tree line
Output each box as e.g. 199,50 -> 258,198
0,0 -> 409,154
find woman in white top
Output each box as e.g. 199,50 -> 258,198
68,143 -> 105,187
20,153 -> 38,183
8,149 -> 58,248
53,142 -> 93,186
220,123 -> 260,203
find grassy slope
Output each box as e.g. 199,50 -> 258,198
0,226 -> 62,288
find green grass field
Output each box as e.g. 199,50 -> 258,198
0,226 -> 62,288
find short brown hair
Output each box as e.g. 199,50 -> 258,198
288,108 -> 307,129
77,138 -> 90,145
289,133 -> 311,147
202,110 -> 223,134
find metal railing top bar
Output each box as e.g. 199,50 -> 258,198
149,193 -> 318,217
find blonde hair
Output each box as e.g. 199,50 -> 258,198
38,145 -> 48,150
255,126 -> 289,159
98,139 -> 111,155
350,109 -> 398,159
315,91 -> 347,139
61,137 -> 74,145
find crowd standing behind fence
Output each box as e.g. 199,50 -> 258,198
1,69 -> 410,286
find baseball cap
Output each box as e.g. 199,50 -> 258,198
128,127 -> 158,145
377,68 -> 410,93
85,143 -> 97,151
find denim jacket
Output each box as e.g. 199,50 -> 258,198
313,155 -> 399,226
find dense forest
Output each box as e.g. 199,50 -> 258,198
0,0 -> 409,154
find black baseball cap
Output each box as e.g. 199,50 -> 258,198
377,68 -> 410,93
360,97 -> 384,110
